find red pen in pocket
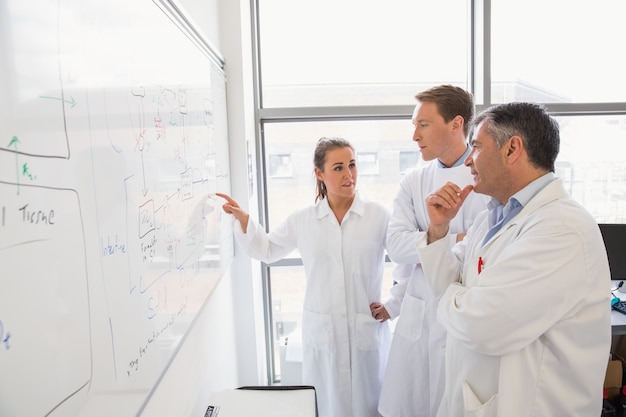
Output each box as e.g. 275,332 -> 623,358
478,257 -> 484,274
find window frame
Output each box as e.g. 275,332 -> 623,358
250,0 -> 626,384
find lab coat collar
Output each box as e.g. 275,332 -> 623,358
315,191 -> 365,220
481,177 -> 566,248
518,175 -> 566,215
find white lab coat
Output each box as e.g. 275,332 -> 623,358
233,192 -> 391,417
417,178 -> 612,417
379,163 -> 489,417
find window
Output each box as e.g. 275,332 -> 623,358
555,115 -> 626,223
271,263 -> 397,383
356,152 -> 379,175
252,0 -> 626,384
262,120 -> 413,383
268,154 -> 293,178
263,120 -> 416,231
257,0 -> 469,108
490,0 -> 626,103
399,151 -> 420,174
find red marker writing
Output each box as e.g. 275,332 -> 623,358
478,257 -> 484,274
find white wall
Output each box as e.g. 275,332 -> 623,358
214,0 -> 269,386
141,1 -> 265,416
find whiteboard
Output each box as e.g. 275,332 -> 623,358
0,0 -> 232,416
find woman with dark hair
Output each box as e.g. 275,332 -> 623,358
217,137 -> 391,417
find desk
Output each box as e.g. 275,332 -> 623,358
205,386 -> 317,417
612,280 -> 626,335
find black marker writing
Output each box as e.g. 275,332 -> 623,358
18,203 -> 55,226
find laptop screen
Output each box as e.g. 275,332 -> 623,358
599,223 -> 626,280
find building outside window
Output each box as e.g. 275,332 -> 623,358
356,152 -> 379,175
399,151 -> 420,174
268,154 -> 293,178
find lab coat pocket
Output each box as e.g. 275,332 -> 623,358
394,294 -> 425,342
462,381 -> 498,417
355,313 -> 379,351
302,308 -> 333,351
